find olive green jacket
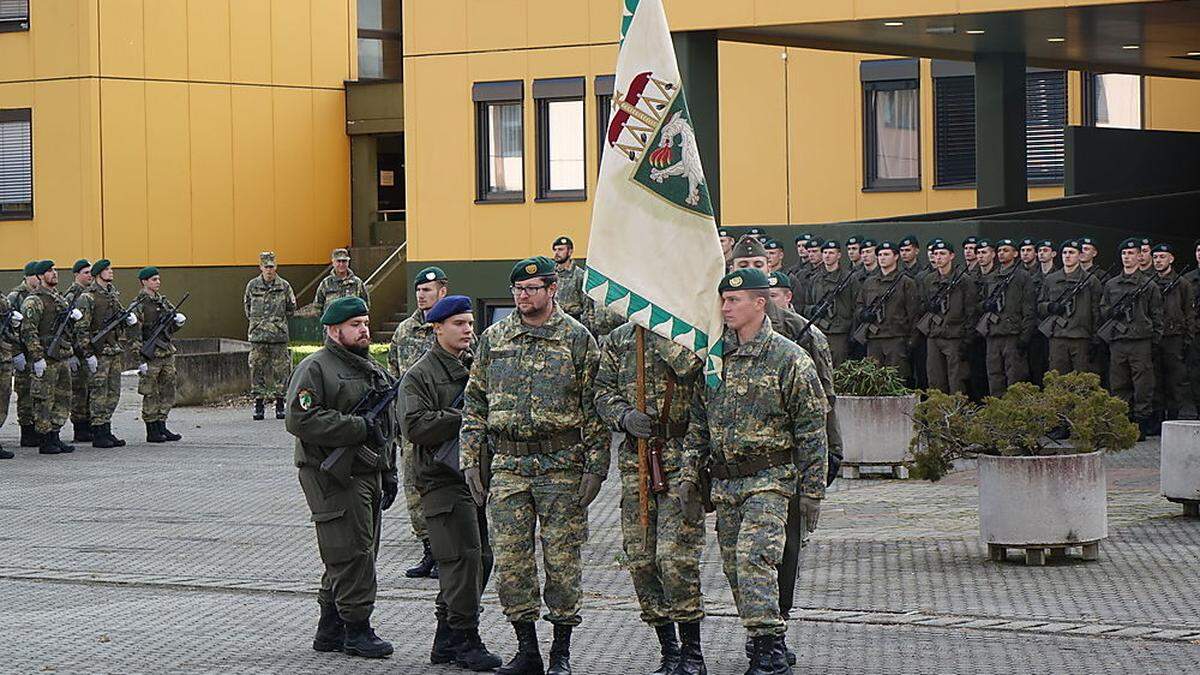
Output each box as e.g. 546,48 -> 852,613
1037,267 -> 1102,339
1101,271 -> 1164,342
402,342 -> 470,496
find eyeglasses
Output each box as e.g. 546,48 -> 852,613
510,284 -> 550,296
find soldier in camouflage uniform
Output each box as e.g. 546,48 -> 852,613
313,248 -> 370,314
387,266 -> 448,580
64,259 -> 94,442
1150,244 -> 1195,425
682,268 -> 827,675
9,261 -> 40,447
244,252 -> 297,421
0,292 -> 18,459
552,236 -> 588,324
131,267 -> 186,443
21,260 -> 81,455
461,256 -> 608,675
594,322 -> 707,675
76,259 -> 137,448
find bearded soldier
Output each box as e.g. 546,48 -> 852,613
551,236 -> 588,324
131,267 -> 186,443
244,252 -> 297,421
21,260 -> 82,455
76,259 -> 137,448
9,261 -> 40,447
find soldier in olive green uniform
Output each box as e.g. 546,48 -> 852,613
801,240 -> 859,365
855,242 -> 920,382
682,268 -> 827,674
387,266 -> 448,579
1185,240 -> 1200,417
460,256 -> 608,675
21,260 -> 81,455
76,259 -> 136,448
401,295 -> 503,672
1100,239 -> 1164,437
1037,240 -> 1103,375
286,296 -> 398,660
313,248 -> 370,314
918,242 -> 979,394
10,261 -> 40,447
131,267 -> 186,443
977,239 -> 1036,395
244,252 -> 297,421
0,292 -> 18,459
1150,244 -> 1195,424
63,259 -> 94,442
595,321 -> 707,675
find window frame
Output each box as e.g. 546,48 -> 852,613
595,75 -> 615,174
355,0 -> 401,81
862,78 -> 922,192
0,0 -> 30,33
1082,72 -> 1144,130
473,81 -> 526,204
533,77 -> 587,203
0,108 -> 33,221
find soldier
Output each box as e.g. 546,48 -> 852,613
1101,238 -> 1164,438
1186,240 -> 1200,418
898,235 -> 922,277
802,240 -> 859,365
9,261 -> 40,447
401,295 -> 503,671
977,240 -> 1035,395
1037,240 -> 1102,375
962,237 -> 979,272
1037,240 -> 1059,276
64,259 -> 94,443
460,256 -> 608,675
286,296 -> 398,659
855,242 -> 919,381
1138,237 -> 1154,274
131,267 -> 186,443
845,236 -> 862,267
21,260 -> 81,455
1150,244 -> 1195,426
768,272 -> 794,312
1079,238 -> 1111,283
1019,238 -> 1040,277
244,252 -> 297,421
552,236 -> 588,324
387,266 -> 448,580
594,322 -> 706,675
0,291 -> 18,459
898,235 -> 929,388
1079,236 -> 1113,386
1027,239 -> 1059,386
919,242 -> 978,394
76,259 -> 138,448
855,239 -> 879,282
719,227 -> 735,272
785,235 -> 812,281
764,239 -> 785,273
313,248 -> 370,314
681,268 -> 827,674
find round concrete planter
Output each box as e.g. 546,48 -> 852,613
978,452 -> 1107,564
837,394 -> 916,478
1161,421 -> 1200,517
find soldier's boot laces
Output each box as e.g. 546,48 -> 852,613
744,635 -> 778,675
161,420 -> 182,442
546,624 -> 572,675
650,623 -> 680,675
0,444 -> 13,460
275,397 -> 286,420
674,621 -> 706,675
72,420 -> 93,443
430,619 -> 459,664
20,424 -> 41,448
311,602 -> 344,653
253,398 -> 265,421
405,539 -> 437,578
496,621 -> 543,675
454,628 -> 503,672
342,620 -> 393,659
146,421 -> 168,443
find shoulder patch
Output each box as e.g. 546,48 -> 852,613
297,389 -> 314,411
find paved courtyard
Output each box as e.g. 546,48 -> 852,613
2,376 -> 1199,674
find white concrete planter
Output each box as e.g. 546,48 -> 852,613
837,394 -> 915,478
1161,421 -> 1200,517
978,452 -> 1107,565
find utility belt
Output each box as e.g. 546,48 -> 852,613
709,449 -> 793,480
493,428 -> 582,456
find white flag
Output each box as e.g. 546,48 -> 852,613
586,0 -> 726,385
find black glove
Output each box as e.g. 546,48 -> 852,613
1047,301 -> 1066,316
381,471 -> 399,510
361,413 -> 388,448
983,298 -> 999,313
859,308 -> 880,324
621,409 -> 654,439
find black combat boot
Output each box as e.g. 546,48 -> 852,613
92,424 -> 116,448
342,620 -> 393,659
745,635 -> 780,675
779,633 -> 796,668
275,397 -> 286,420
107,423 -> 127,448
20,424 -> 40,448
546,623 -> 572,675
161,420 -> 182,442
72,420 -> 93,443
430,618 -> 459,664
311,602 -> 344,652
772,635 -> 793,674
38,431 -> 62,455
0,444 -> 13,460
146,421 -> 168,443
496,621 -> 543,675
406,539 -> 437,578
455,628 -> 503,671
650,623 -> 680,674
253,398 -> 265,421
675,622 -> 706,675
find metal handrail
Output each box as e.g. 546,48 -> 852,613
295,263 -> 333,306
365,241 -> 407,288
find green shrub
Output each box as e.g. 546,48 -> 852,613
832,359 -> 910,397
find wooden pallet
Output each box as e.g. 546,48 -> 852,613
840,463 -> 909,480
988,542 -> 1100,566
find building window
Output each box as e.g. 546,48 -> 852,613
473,81 -> 524,202
357,0 -> 401,80
933,74 -> 975,187
0,0 -> 29,32
534,77 -> 585,201
861,59 -> 920,191
0,109 -> 32,220
1084,73 -> 1142,129
596,75 -> 615,172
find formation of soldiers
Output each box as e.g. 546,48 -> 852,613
1,259 -> 187,459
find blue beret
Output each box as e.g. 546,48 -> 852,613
91,259 -> 112,276
321,296 -> 369,326
138,266 -> 159,281
426,295 -> 473,323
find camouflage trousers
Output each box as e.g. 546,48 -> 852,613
249,342 -> 292,398
88,354 -> 123,425
71,361 -> 90,423
0,363 -> 10,429
15,368 -> 33,426
31,359 -> 71,434
400,438 -> 428,540
139,355 -> 176,423
618,470 -> 705,626
488,470 -> 586,626
712,465 -> 795,637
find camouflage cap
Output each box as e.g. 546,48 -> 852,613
320,296 -> 369,326
91,259 -> 112,276
731,235 -> 767,260
510,256 -> 556,284
23,260 -> 39,276
72,258 -> 91,274
552,236 -> 574,248
138,266 -> 159,281
259,251 -> 277,267
414,266 -> 448,287
768,271 -> 792,289
331,248 -> 351,261
34,260 -> 55,275
719,268 -> 770,293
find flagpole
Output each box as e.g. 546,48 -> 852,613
636,326 -> 650,530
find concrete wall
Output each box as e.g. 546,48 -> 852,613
1066,126 -> 1200,196
174,338 -> 251,407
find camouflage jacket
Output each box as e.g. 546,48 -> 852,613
1154,269 -> 1195,338
978,262 -> 1036,341
131,290 -> 182,359
387,309 -> 434,380
583,301 -> 627,338
6,282 -> 33,354
313,271 -> 369,314
243,275 -> 296,343
1036,267 -> 1102,339
1100,271 -> 1164,342
802,266 -> 859,335
21,285 -> 73,362
77,282 -> 128,357
0,294 -> 13,363
594,323 -> 702,475
554,263 -> 589,322
461,305 -> 608,477
681,317 -> 828,499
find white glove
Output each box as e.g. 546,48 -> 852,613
173,312 -> 187,326
8,311 -> 20,327
67,356 -> 80,373
70,308 -> 83,321
125,313 -> 138,326
12,353 -> 26,371
86,355 -> 98,374
138,363 -> 148,376
33,358 -> 46,377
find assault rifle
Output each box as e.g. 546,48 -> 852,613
139,292 -> 190,360
92,296 -> 146,346
1037,263 -> 1115,339
44,293 -> 85,361
915,267 -> 968,336
1095,272 -> 1161,344
319,379 -> 401,486
851,271 -> 906,346
975,267 -> 1019,337
797,269 -> 856,339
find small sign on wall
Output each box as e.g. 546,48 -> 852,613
379,170 -> 395,187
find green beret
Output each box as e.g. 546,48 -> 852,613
91,259 -> 112,276
552,236 -> 574,248
321,296 -> 370,326
731,235 -> 767,260
22,261 -> 39,276
34,260 -> 54,275
719,268 -> 771,293
1118,237 -> 1141,252
763,239 -> 782,251
72,259 -> 91,274
768,272 -> 792,290
510,256 -> 556,284
138,266 -> 159,281
414,266 -> 447,287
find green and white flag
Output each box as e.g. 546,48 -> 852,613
586,0 -> 725,386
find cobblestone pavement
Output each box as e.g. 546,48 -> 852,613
2,376 -> 1199,674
